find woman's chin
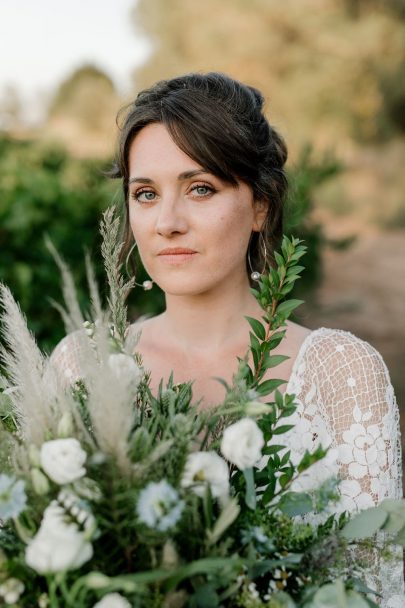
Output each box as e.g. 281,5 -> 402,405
154,276 -> 218,297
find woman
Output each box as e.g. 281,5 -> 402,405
52,72 -> 403,605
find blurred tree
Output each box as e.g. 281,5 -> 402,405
131,0 -> 405,145
342,0 -> 405,19
0,86 -> 22,131
377,59 -> 405,136
48,64 -> 118,131
0,136 -> 116,353
45,64 -> 121,157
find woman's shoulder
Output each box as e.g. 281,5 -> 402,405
298,326 -> 388,364
295,326 -> 394,402
48,328 -> 88,384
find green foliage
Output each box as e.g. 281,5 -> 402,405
377,59 -> 405,137
0,136 -> 114,352
285,145 -> 343,292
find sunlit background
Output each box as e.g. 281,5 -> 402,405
1,0 -> 405,465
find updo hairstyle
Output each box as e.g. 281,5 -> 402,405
109,72 -> 288,283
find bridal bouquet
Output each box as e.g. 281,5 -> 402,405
0,208 -> 404,608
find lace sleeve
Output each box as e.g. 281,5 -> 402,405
298,329 -> 404,606
48,330 -> 88,386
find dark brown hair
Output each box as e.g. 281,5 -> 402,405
109,72 -> 288,283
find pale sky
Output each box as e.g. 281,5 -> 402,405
0,0 -> 151,123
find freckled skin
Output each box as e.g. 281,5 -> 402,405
128,123 -> 264,297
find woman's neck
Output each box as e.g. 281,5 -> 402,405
159,273 -> 263,354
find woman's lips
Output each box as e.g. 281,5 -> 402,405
157,248 -> 198,265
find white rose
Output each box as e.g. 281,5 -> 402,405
40,438 -> 86,485
181,452 -> 230,501
93,593 -> 131,608
0,578 -> 24,604
25,501 -> 93,574
221,418 -> 264,470
108,354 -> 142,388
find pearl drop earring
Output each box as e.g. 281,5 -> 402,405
247,232 -> 268,281
125,242 -> 154,291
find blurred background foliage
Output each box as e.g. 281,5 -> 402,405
1,0 -> 404,411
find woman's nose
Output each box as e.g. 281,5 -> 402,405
155,197 -> 188,237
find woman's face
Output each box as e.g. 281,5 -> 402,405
128,123 -> 265,296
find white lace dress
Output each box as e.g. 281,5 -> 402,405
51,326 -> 404,606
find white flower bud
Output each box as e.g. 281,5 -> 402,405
38,593 -> 49,608
57,411 -> 74,438
0,578 -> 25,604
28,444 -> 41,468
162,539 -> 179,569
31,468 -> 50,495
76,509 -> 89,525
245,401 -> 273,417
84,572 -> 111,589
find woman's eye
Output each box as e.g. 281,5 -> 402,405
190,184 -> 215,198
131,190 -> 156,203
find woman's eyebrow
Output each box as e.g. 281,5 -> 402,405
128,169 -> 209,185
177,169 -> 209,180
128,177 -> 153,185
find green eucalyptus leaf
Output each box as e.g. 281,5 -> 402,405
279,466 -> 294,488
249,332 -> 261,352
280,283 -> 295,296
342,507 -> 388,540
206,498 -> 240,545
308,579 -> 370,607
265,354 -> 290,368
285,274 -> 301,284
278,491 -> 313,516
262,444 -> 285,455
288,265 -> 305,275
276,299 -> 304,317
272,424 -> 295,435
262,475 -> 277,504
243,467 -> 256,510
394,526 -> 405,546
268,330 -> 286,349
256,379 -> 286,396
245,316 -> 266,340
192,585 -> 219,608
275,389 -> 284,408
274,251 -> 285,268
379,498 -> 405,534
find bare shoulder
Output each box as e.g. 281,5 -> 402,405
283,320 -> 312,355
126,314 -> 164,351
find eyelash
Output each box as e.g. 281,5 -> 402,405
130,183 -> 216,204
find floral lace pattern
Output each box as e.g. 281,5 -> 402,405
285,328 -> 404,605
50,326 -> 404,605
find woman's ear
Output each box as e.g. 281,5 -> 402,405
252,199 -> 268,232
